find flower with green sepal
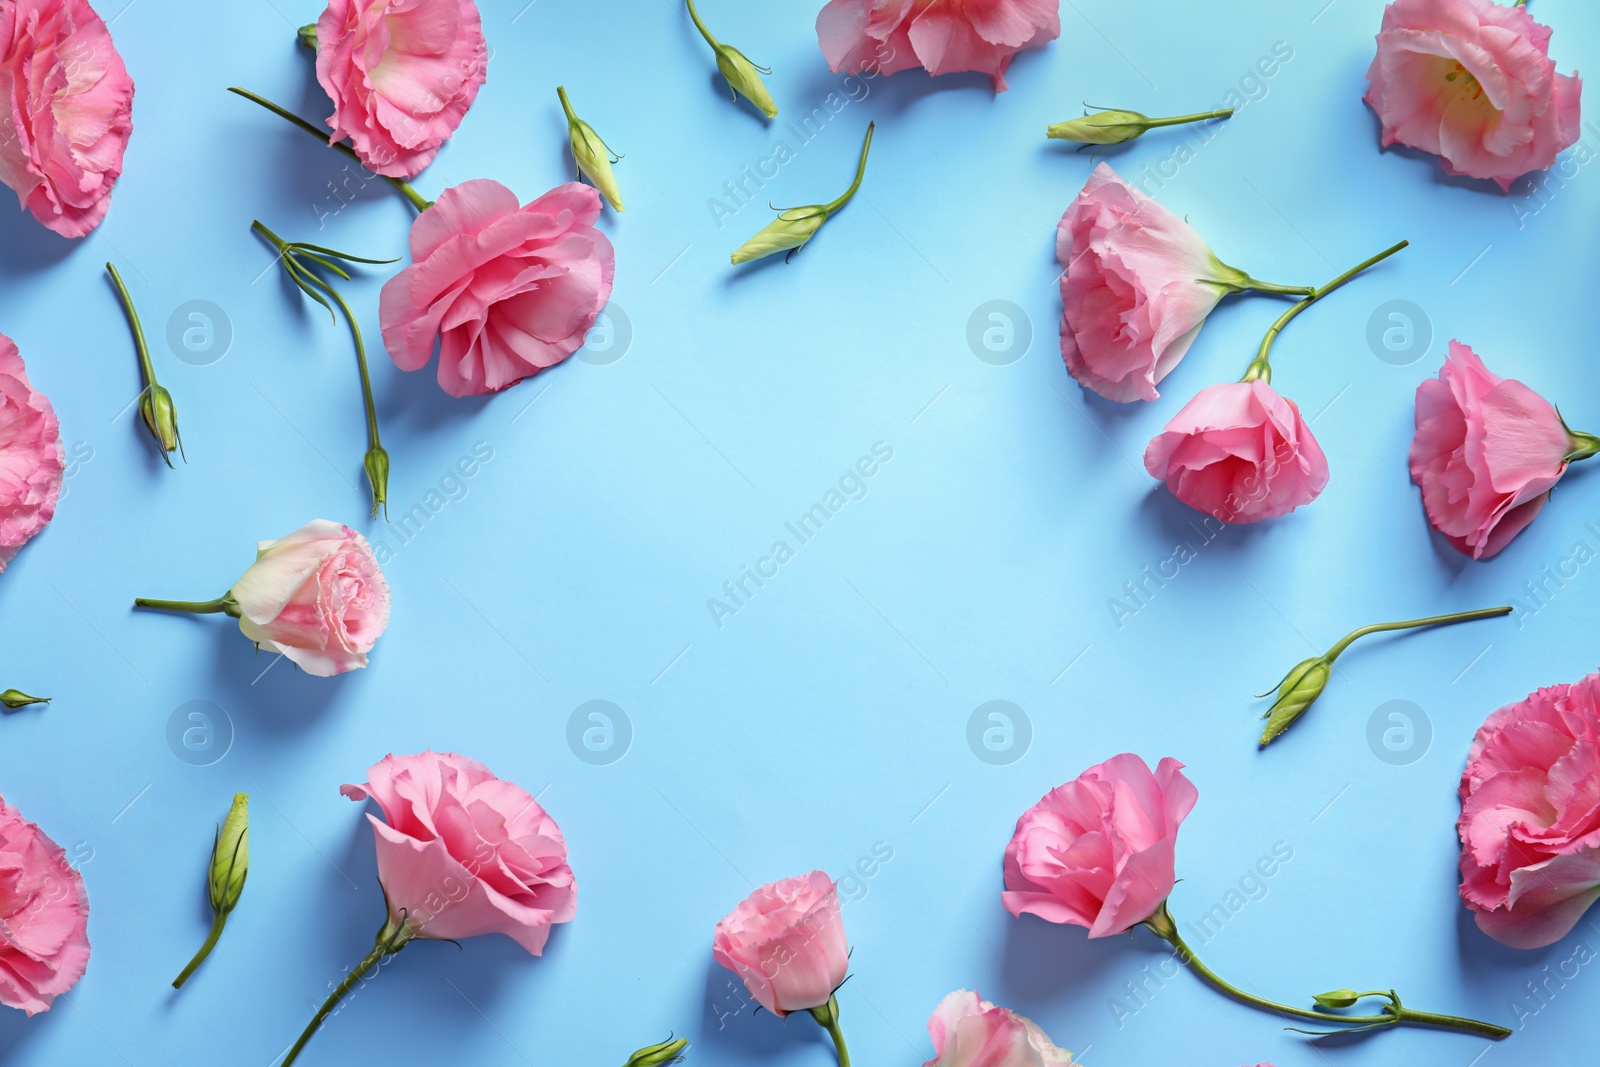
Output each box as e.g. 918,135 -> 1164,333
107,263 -> 182,465
685,0 -> 777,119
733,122 -> 873,265
0,689 -> 48,709
172,793 -> 249,989
559,86 -> 623,211
625,1036 -> 689,1067
1048,105 -> 1234,147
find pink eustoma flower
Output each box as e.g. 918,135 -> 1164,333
1459,671 -> 1600,948
0,0 -> 134,237
1364,0 -> 1581,191
713,871 -> 849,1016
380,179 -> 616,398
312,0 -> 487,179
816,0 -> 1060,91
923,991 -> 1075,1067
342,751 -> 577,952
1409,341 -> 1591,559
0,333 -> 64,570
1144,381 -> 1330,523
1003,753 -> 1197,938
0,795 -> 90,1015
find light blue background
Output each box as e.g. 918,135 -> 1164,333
2,0 -> 1597,1064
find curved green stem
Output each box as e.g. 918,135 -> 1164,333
282,919 -> 412,1067
106,263 -> 158,389
1242,240 -> 1409,382
227,88 -> 432,213
808,996 -> 851,1067
556,85 -> 579,126
821,123 -> 875,215
172,912 -> 228,989
684,0 -> 718,47
1326,606 -> 1512,660
134,595 -> 239,617
1145,904 -> 1509,1038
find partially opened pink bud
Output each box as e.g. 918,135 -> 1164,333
923,991 -> 1074,1067
712,871 -> 848,1016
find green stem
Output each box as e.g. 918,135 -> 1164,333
1242,239 -> 1409,383
282,919 -> 412,1067
1146,904 -> 1509,1038
1140,108 -> 1235,129
227,88 -> 432,213
556,85 -> 578,126
808,996 -> 851,1067
821,123 -> 875,215
106,263 -> 158,390
172,911 -> 228,989
684,0 -> 718,47
134,595 -> 239,617
1326,606 -> 1513,660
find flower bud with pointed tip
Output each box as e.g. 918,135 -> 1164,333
139,384 -> 182,463
732,207 -> 826,264
1259,657 -> 1331,746
560,92 -> 624,212
297,23 -> 317,51
0,689 -> 48,708
1313,989 -> 1362,1009
209,793 -> 249,914
1048,110 -> 1148,145
625,1036 -> 688,1067
716,45 -> 778,119
364,444 -> 390,519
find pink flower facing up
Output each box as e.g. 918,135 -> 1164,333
1364,0 -> 1581,192
1410,342 -> 1599,560
1056,164 -> 1320,404
714,872 -> 854,1063
1003,753 -> 1511,1040
276,752 -> 574,1066
1146,239 -> 1412,523
381,179 -> 616,397
305,0 -> 487,179
0,795 -> 89,1016
816,0 -> 1060,92
0,333 -> 64,571
134,519 -> 391,677
0,0 -> 133,238
1460,672 -> 1600,949
923,991 -> 1074,1067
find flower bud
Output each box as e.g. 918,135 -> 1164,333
297,23 -> 318,51
139,383 -> 183,465
1259,657 -> 1332,746
559,87 -> 623,212
364,444 -> 390,520
1048,110 -> 1148,145
209,793 -> 249,914
732,207 -> 826,264
625,1036 -> 688,1067
0,689 -> 48,708
1313,989 -> 1363,1009
716,45 -> 778,119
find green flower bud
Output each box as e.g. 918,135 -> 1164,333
139,383 -> 183,465
732,207 -> 827,264
210,793 -> 249,913
1259,657 -> 1331,746
558,87 -> 623,212
364,444 -> 390,520
715,44 -> 778,119
1047,110 -> 1149,145
625,1036 -> 688,1067
297,23 -> 318,51
1313,989 -> 1363,1009
0,689 -> 48,708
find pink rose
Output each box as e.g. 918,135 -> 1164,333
0,333 -> 64,571
1144,381 -> 1330,523
1003,754 -> 1196,938
1058,164 -> 1244,403
380,179 -> 616,397
1409,341 -> 1581,560
230,519 -> 390,676
0,795 -> 90,1015
713,871 -> 849,1016
341,751 -> 577,953
923,991 -> 1074,1067
1364,0 -> 1581,192
0,0 -> 134,238
1459,672 -> 1600,949
816,0 -> 1059,92
312,0 -> 487,179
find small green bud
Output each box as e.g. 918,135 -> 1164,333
297,23 -> 318,51
716,45 -> 778,119
364,444 -> 390,520
139,383 -> 183,465
0,689 -> 49,709
1259,657 -> 1332,746
731,207 -> 827,265
559,87 -> 623,212
1048,110 -> 1149,145
210,793 -> 249,914
625,1036 -> 688,1067
1313,989 -> 1363,1009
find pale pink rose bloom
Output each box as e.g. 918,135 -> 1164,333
230,519 -> 390,676
0,795 -> 90,1015
816,0 -> 1059,92
313,0 -> 487,179
923,991 -> 1074,1067
1003,754 -> 1197,938
1058,164 -> 1244,403
380,179 -> 616,397
1459,672 -> 1600,949
713,871 -> 849,1016
0,333 -> 64,570
1409,342 -> 1574,560
0,0 -> 134,238
1144,381 -> 1329,523
1364,0 -> 1581,192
